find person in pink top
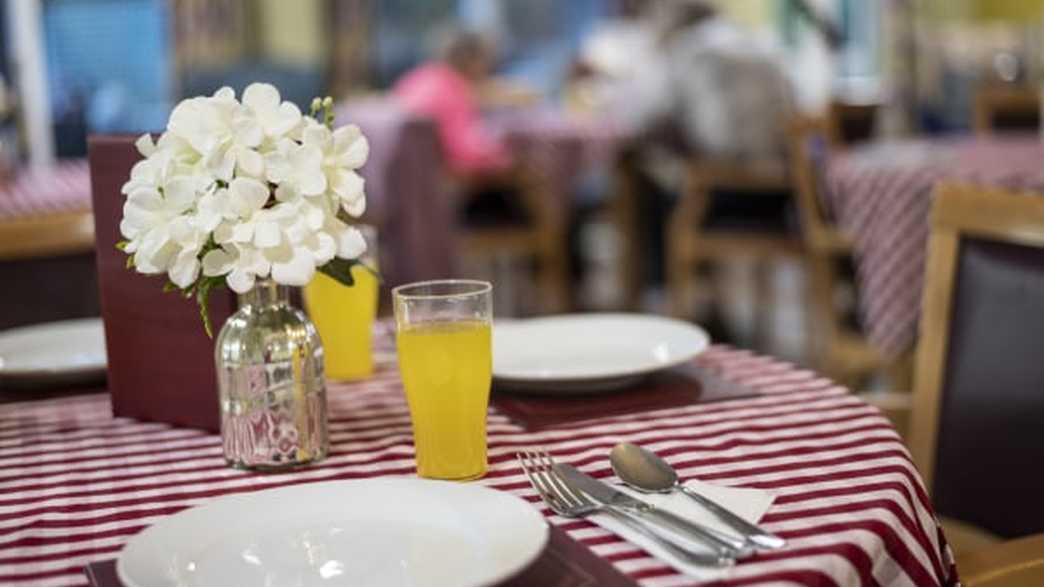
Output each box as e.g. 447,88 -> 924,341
394,30 -> 511,177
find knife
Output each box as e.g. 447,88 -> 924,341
554,463 -> 753,558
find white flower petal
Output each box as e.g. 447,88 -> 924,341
227,267 -> 256,293
202,247 -> 236,276
344,195 -> 366,217
135,133 -> 156,157
169,250 -> 201,288
229,177 -> 270,214
163,177 -> 200,211
337,226 -> 367,259
331,169 -> 364,203
270,246 -> 316,286
267,102 -> 302,137
243,83 -> 280,113
253,220 -> 282,248
235,146 -> 265,178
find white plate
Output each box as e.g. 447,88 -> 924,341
117,478 -> 549,587
493,313 -> 710,393
0,318 -> 106,384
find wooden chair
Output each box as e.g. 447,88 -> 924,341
0,210 -> 99,330
960,533 -> 1044,587
973,87 -> 1041,134
456,165 -> 570,313
666,158 -> 801,344
911,183 -> 1044,544
786,115 -> 889,388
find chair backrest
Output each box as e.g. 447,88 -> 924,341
973,87 -> 1041,134
911,183 -> 1044,538
335,97 -> 457,288
785,115 -> 851,254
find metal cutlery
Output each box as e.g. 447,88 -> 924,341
553,461 -> 753,558
609,442 -> 786,550
516,448 -> 737,567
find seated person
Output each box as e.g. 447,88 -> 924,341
394,29 -> 531,227
393,29 -> 512,178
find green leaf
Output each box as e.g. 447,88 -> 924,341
115,240 -> 129,251
125,255 -> 135,269
318,258 -> 360,287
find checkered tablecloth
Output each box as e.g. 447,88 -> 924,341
0,330 -> 955,586
825,135 -> 1044,357
0,160 -> 92,221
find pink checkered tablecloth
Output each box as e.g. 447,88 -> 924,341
0,329 -> 955,586
0,160 -> 92,221
825,135 -> 1044,357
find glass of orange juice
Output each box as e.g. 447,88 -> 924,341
392,280 -> 492,480
303,225 -> 379,380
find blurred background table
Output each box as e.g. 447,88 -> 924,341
0,160 -> 96,331
825,136 -> 1044,357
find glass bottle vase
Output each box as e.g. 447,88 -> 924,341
215,279 -> 328,470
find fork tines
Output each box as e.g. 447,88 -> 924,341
517,448 -> 586,514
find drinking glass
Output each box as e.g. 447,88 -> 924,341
304,225 -> 379,380
393,280 -> 493,480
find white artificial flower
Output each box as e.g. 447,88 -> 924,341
121,82 -> 372,302
209,177 -> 272,247
202,243 -> 272,293
264,137 -> 326,200
167,87 -> 265,181
242,83 -> 302,140
300,120 -> 369,217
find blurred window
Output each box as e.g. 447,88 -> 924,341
837,0 -> 880,80
375,0 -> 610,93
42,0 -> 172,156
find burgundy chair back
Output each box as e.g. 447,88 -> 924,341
88,135 -> 234,431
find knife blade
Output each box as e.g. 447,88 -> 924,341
554,463 -> 752,557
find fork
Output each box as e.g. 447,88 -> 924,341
517,449 -> 735,568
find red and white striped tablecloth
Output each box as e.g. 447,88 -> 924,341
0,339 -> 955,586
0,160 -> 92,221
825,135 -> 1044,357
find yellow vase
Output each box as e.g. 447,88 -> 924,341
304,264 -> 379,380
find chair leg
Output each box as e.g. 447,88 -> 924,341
753,258 -> 776,351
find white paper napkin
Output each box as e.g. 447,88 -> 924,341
586,479 -> 776,581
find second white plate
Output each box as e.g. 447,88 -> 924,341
0,318 -> 106,385
493,313 -> 709,393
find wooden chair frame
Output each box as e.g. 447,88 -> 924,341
910,183 -> 1044,493
973,87 -> 1040,135
666,158 -> 800,326
0,211 -> 95,262
457,165 -> 570,312
960,532 -> 1044,587
786,115 -> 897,387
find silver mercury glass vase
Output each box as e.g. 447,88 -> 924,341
215,279 -> 328,469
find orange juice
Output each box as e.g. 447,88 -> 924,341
396,320 -> 492,480
304,265 -> 379,380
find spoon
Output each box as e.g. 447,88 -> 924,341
610,442 -> 786,550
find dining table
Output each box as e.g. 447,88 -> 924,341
1,322 -> 957,586
825,134 -> 1044,357
0,159 -> 98,331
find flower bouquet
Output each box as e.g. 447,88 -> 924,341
114,83 -> 370,467
118,83 -> 369,335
